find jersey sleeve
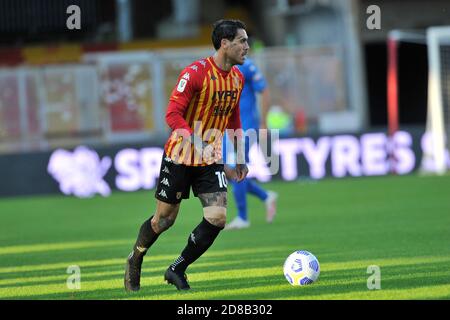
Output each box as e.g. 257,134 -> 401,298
247,60 -> 267,93
165,100 -> 193,134
168,64 -> 203,108
165,64 -> 204,134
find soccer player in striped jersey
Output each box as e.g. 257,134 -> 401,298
125,19 -> 249,291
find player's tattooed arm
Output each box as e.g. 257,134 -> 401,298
198,192 -> 227,208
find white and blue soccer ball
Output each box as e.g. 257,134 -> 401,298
283,250 -> 320,286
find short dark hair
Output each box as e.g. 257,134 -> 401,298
211,19 -> 246,50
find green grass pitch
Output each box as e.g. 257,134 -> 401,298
1,174 -> 450,300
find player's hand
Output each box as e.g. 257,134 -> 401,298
235,164 -> 248,182
224,164 -> 237,181
190,134 -> 216,164
202,142 -> 216,164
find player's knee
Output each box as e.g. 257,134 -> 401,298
152,201 -> 179,233
151,215 -> 176,233
203,207 -> 227,228
211,216 -> 226,229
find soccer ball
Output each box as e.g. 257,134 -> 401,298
283,250 -> 320,286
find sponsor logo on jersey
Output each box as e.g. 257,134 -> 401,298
213,105 -> 233,116
212,90 -> 238,101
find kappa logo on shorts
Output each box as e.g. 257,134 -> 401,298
164,156 -> 172,163
161,177 -> 170,187
158,189 -> 168,198
162,166 -> 170,174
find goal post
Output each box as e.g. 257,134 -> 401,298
386,27 -> 450,175
386,30 -> 425,173
423,26 -> 450,174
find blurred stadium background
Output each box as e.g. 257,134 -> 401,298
1,0 -> 450,300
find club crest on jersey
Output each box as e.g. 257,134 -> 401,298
232,74 -> 240,88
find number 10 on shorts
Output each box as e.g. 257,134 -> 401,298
215,171 -> 227,188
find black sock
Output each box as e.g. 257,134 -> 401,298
170,218 -> 223,274
130,216 -> 159,261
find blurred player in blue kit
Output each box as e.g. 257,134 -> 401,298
224,56 -> 278,230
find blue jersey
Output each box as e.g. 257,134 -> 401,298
237,58 -> 267,130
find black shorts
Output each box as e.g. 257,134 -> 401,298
155,153 -> 228,204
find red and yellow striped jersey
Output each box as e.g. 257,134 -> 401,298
164,56 -> 244,166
